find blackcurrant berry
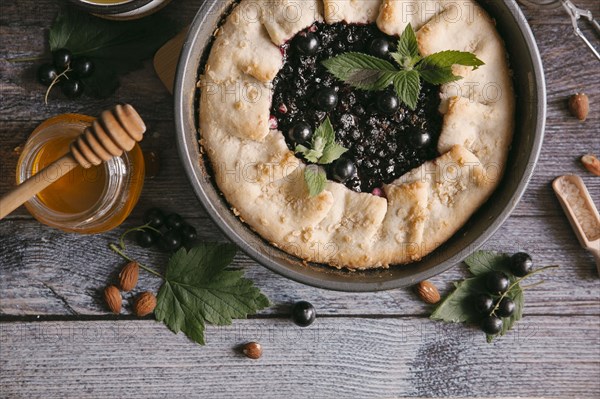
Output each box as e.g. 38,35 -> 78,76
510,252 -> 533,277
294,32 -> 319,55
474,294 -> 494,314
291,301 -> 316,327
61,79 -> 83,99
486,271 -> 510,294
496,297 -> 515,317
377,92 -> 400,114
144,208 -> 165,228
315,88 -> 338,111
481,315 -> 503,334
180,224 -> 198,244
165,213 -> 184,230
369,38 -> 390,58
37,63 -> 59,86
71,57 -> 95,78
159,229 -> 182,252
288,123 -> 313,144
332,158 -> 356,182
135,230 -> 155,248
409,131 -> 431,148
52,48 -> 73,70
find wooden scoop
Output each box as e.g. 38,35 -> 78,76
553,175 -> 600,273
0,104 -> 146,220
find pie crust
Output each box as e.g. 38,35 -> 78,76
198,0 -> 515,269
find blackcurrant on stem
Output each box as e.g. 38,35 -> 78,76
109,243 -> 164,279
44,66 -> 72,105
489,265 -> 558,317
118,223 -> 161,249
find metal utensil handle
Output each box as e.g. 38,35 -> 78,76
561,0 -> 600,61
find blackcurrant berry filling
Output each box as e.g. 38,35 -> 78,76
271,22 -> 443,193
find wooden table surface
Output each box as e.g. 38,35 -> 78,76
1,0 -> 599,397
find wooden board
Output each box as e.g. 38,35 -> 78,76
0,0 -> 599,396
0,317 -> 599,398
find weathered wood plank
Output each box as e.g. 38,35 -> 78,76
1,215 -> 598,316
0,316 -> 598,398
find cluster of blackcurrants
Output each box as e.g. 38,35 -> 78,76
475,252 -> 533,335
135,208 -> 198,252
37,48 -> 95,98
294,33 -> 403,116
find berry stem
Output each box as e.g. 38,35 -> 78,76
44,66 -> 72,105
7,55 -> 45,63
489,265 -> 558,317
118,223 -> 161,250
109,243 -> 164,279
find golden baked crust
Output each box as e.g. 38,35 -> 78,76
199,0 -> 515,269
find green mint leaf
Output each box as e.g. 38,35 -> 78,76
295,144 -> 310,154
49,7 -> 177,98
155,244 -> 270,345
430,276 -> 486,323
322,52 -> 397,91
464,251 -> 511,276
417,50 -> 485,85
295,144 -> 321,163
391,53 -> 421,70
393,70 -> 421,110
304,165 -> 327,197
418,66 -> 461,85
314,117 -> 335,146
319,143 -> 348,164
396,23 -> 419,59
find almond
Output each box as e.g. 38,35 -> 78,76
568,93 -> 589,121
582,154 -> 600,176
242,342 -> 262,359
119,261 -> 139,291
134,291 -> 157,317
415,280 -> 441,304
104,285 -> 122,314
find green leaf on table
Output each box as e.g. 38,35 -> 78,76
464,250 -> 511,276
431,250 -> 553,343
48,7 -> 177,98
322,52 -> 397,91
430,276 -> 484,323
155,244 -> 270,345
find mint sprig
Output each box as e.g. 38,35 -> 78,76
295,117 -> 348,196
322,24 -> 484,110
430,250 -> 557,343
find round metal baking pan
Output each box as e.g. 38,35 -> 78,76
174,0 -> 546,291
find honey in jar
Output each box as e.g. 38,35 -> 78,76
16,114 -> 145,234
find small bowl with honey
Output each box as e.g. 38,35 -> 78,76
16,114 -> 145,234
68,0 -> 172,20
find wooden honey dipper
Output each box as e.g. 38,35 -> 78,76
0,104 -> 146,220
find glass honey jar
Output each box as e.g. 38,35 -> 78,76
16,113 -> 145,234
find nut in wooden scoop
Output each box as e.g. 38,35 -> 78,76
71,104 -> 146,169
